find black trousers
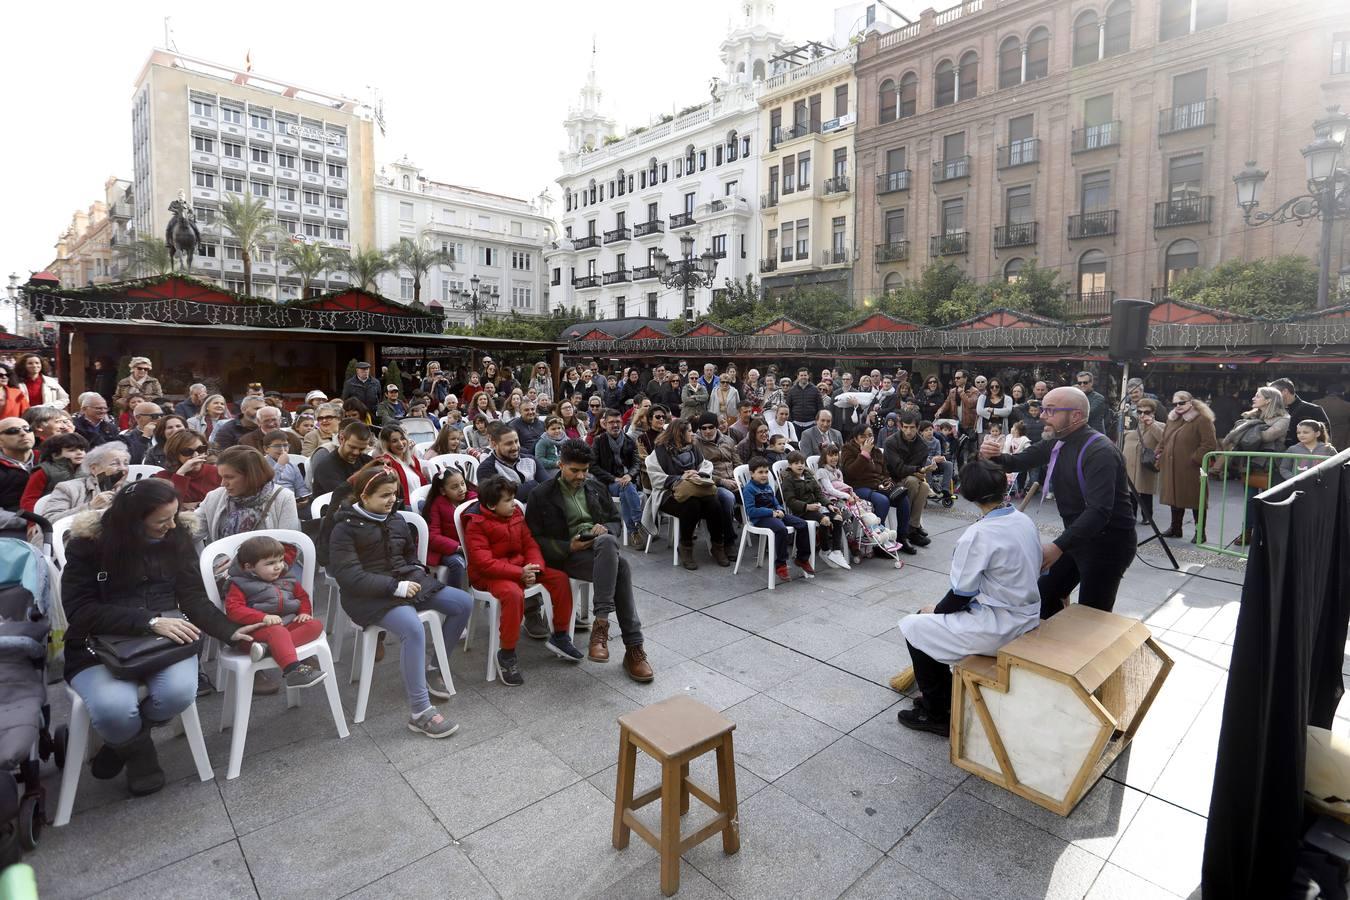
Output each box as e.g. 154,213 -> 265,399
906,640 -> 952,722
661,493 -> 726,547
1037,526 -> 1137,619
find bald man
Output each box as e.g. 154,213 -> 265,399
981,387 -> 1136,619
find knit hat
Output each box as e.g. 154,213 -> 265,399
128,356 -> 152,370
696,412 -> 719,429
305,390 -> 328,402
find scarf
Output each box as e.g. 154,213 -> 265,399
353,502 -> 389,522
223,483 -> 279,536
605,432 -> 626,462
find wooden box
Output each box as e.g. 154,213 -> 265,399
951,605 -> 1173,816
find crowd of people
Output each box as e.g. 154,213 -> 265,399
11,348 -> 1343,801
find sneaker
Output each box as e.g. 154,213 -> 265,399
249,642 -> 268,663
496,650 -> 523,686
832,550 -> 852,570
196,669 -> 214,698
425,668 -> 452,701
283,663 -> 328,689
775,564 -> 790,582
822,549 -> 845,569
408,707 -> 460,739
795,557 -> 815,578
545,632 -> 584,662
908,532 -> 932,548
523,609 -> 550,640
896,704 -> 950,736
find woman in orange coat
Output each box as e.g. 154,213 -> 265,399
0,363 -> 31,419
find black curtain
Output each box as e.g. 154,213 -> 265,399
1202,452 -> 1350,898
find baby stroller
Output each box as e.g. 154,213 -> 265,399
0,511 -> 58,863
835,495 -> 905,570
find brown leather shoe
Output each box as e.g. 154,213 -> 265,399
588,618 -> 611,662
678,544 -> 698,570
710,543 -> 730,567
623,645 -> 654,683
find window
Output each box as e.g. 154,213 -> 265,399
935,60 -> 956,108
1083,95 -> 1116,148
780,222 -> 794,261
809,93 -> 822,132
327,163 -> 345,179
835,84 -> 849,117
480,247 -> 497,266
797,151 -> 810,189
1006,185 -> 1033,225
615,253 -> 627,272
941,132 -> 966,177
715,145 -> 724,166
222,142 -> 242,159
277,186 -> 296,202
1004,258 -> 1026,282
588,299 -> 597,318
615,296 -> 625,318
1026,28 -> 1050,80
647,201 -> 659,222
1078,250 -> 1108,294
941,198 -> 965,235
223,175 -> 243,194
886,147 -> 907,175
712,234 -> 727,258
400,277 -> 414,300
250,181 -> 270,198
899,72 -> 918,118
767,228 -> 778,260
878,79 -> 897,123
795,219 -> 809,260
782,155 -> 795,193
793,99 -> 807,130
1007,114 -> 1035,165
225,244 -> 244,261
883,272 -> 903,292
885,209 -> 906,244
250,147 -> 269,164
999,36 -> 1023,89
647,293 -> 658,318
327,226 -> 346,241
249,112 -> 271,131
197,243 -> 217,258
221,107 -> 242,125
192,135 -> 214,153
1336,33 -> 1350,75
194,206 -> 215,224
328,194 -> 345,210
1105,2 -> 1132,57
303,190 -> 322,206
833,147 -> 847,178
399,201 -> 414,221
512,285 -> 533,309
1074,11 -> 1102,66
277,152 -> 296,169
587,220 -> 597,237
699,151 -> 707,171
586,259 -> 597,277
191,99 -> 214,118
1081,171 -> 1112,213
193,170 -> 215,189
662,163 -> 669,181
1160,0 -> 1225,41
742,136 -> 751,157
684,192 -> 695,214
1165,239 -> 1200,287
831,217 -> 846,255
725,180 -> 738,196
303,222 -> 323,237
959,52 -> 979,101
511,251 -> 533,271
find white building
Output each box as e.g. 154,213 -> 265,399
373,157 -> 557,322
545,1 -> 789,323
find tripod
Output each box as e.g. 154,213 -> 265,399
1117,359 -> 1180,570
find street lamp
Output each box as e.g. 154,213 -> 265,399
652,233 -> 718,317
450,274 -> 499,331
1234,105 -> 1350,309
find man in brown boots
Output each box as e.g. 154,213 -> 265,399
524,440 -> 654,682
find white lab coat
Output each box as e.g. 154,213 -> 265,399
899,505 -> 1042,665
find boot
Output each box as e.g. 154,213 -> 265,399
623,645 -> 655,683
678,543 -> 698,571
114,728 -> 165,797
588,618 -> 611,663
710,543 -> 730,567
1163,508 -> 1184,539
1192,511 -> 1206,545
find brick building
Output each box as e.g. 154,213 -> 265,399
852,0 -> 1350,317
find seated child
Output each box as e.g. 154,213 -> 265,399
534,416 -> 566,479
263,430 -> 311,504
425,467 -> 474,589
742,456 -> 814,582
764,434 -> 790,465
21,432 -> 88,511
462,475 -> 582,686
895,460 -> 1042,734
919,420 -> 953,500
779,450 -> 849,569
224,535 -> 326,688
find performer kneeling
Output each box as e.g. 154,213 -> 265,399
896,459 -> 1043,734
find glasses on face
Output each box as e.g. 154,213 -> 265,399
187,446 -> 209,456
1077,380 -> 1092,387
318,414 -> 338,421
1172,400 -> 1189,407
134,367 -> 151,372
0,426 -> 31,436
1039,406 -> 1076,416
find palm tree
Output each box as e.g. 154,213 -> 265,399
218,194 -> 278,297
392,234 -> 454,304
333,246 -> 393,292
276,240 -> 336,302
113,236 -> 174,278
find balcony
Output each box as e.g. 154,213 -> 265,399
1071,290 -> 1115,317
932,156 -> 971,183
820,247 -> 850,267
1072,121 -> 1121,153
877,170 -> 911,194
634,219 -> 665,237
670,212 -> 696,229
760,192 -> 778,209
1067,210 -> 1118,239
602,269 -> 631,285
710,247 -> 727,259
823,175 -> 851,195
572,234 -> 601,250
1159,98 -> 1217,136
632,265 -> 659,280
1154,196 -> 1212,228
994,222 -> 1038,248
875,240 -> 910,263
997,139 -> 1039,169
572,274 -> 601,289
603,227 -> 631,244
759,258 -> 778,273
550,273 -> 561,286
772,122 -> 813,146
930,232 -> 969,256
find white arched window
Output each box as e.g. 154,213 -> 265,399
1026,27 -> 1050,80
1073,11 -> 1101,66
998,36 -> 1023,89
958,51 -> 979,101
402,175 -> 410,190
752,59 -> 766,80
879,79 -> 897,123
1104,1 -> 1132,56
1165,239 -> 1200,288
1004,258 -> 1026,283
1078,249 -> 1108,296
883,272 -> 903,293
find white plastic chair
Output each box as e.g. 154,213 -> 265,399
347,510 -> 456,724
199,529 -> 348,779
772,459 -> 817,570
409,483 -> 432,513
309,491 -> 348,661
125,464 -> 162,482
732,464 -> 797,591
49,516 -> 74,570
806,455 -> 820,471
426,453 -> 478,483
454,499 -> 572,682
641,503 -> 680,566
291,455 -> 308,484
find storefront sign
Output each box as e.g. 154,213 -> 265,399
286,123 -> 343,145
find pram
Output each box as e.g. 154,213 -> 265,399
0,511 -> 58,864
834,495 -> 905,570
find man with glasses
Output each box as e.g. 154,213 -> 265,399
242,406 -> 303,454
25,407 -> 75,445
692,412 -> 741,566
0,417 -> 35,511
174,383 -> 208,420
118,402 -> 165,464
981,387 -> 1136,619
1075,371 -> 1108,433
74,392 -> 119,448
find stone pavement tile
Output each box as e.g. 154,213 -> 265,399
522,686 -> 641,778
403,729 -> 580,838
239,778 -> 450,900
197,679 -> 351,767
1107,797 -> 1207,898
346,845 -> 498,900
774,736 -> 952,852
701,589 -> 821,633
1148,683 -> 1224,817
684,785 -> 881,900
361,684 -> 519,773
219,730 -> 390,836
48,725 -> 205,817
850,706 -> 967,787
890,790 -> 1104,900
697,634 -> 823,693
602,658 -> 757,713
1194,598 -> 1240,645
644,568 -> 767,608
818,600 -> 907,638
766,664 -> 901,733
798,565 -> 892,596
584,637 -> 689,696
474,660 -> 611,722
592,856 -> 731,899
32,779 -> 235,900
719,693 -> 844,781
760,611 -> 873,662
91,840 -> 257,900
1143,590 -> 1228,636
632,587 -> 690,626
463,780 -> 656,899
1175,572 -> 1245,600
587,750 -> 769,805
961,774 -> 1148,860
828,636 -> 911,690
840,857 -> 959,899
645,612 -> 749,658
1084,863 -> 1188,899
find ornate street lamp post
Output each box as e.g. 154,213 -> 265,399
1233,106 -> 1350,309
450,274 -> 499,331
652,233 -> 718,318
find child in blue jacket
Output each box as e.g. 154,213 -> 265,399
741,456 -> 814,583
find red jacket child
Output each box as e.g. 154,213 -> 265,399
223,555 -> 322,671
424,490 -> 474,566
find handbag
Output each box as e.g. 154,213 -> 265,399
1141,446 -> 1160,472
673,477 -> 717,502
89,610 -> 202,680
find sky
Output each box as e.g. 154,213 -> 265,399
0,0 -> 923,283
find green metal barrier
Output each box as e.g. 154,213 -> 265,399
1196,450 -> 1313,559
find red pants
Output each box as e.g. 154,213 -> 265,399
233,618 -> 325,668
473,568 -> 573,651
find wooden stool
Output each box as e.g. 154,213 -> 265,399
613,695 -> 740,896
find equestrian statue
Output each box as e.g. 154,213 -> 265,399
165,192 -> 201,273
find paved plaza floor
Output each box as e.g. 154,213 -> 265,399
30,499 -> 1343,899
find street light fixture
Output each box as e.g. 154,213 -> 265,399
450,274 -> 499,331
652,233 -> 718,316
1234,105 -> 1350,309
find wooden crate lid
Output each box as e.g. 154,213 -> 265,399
999,605 -> 1153,693
618,695 -> 734,758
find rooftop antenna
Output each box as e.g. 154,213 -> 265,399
163,16 -> 179,52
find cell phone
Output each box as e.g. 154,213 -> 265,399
575,530 -> 597,542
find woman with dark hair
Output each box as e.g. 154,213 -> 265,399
619,369 -> 643,410
472,390 -> 499,423
840,426 -> 915,554
342,397 -> 372,425
197,445 -> 300,543
735,417 -> 771,464
917,375 -> 945,423
527,361 -> 555,403
648,418 -> 727,570
61,478 -> 263,795
16,353 -> 68,409
375,424 -> 427,503
975,378 -> 1013,437
0,363 -> 31,419
558,400 -> 585,440
143,414 -> 188,468
154,430 -> 221,506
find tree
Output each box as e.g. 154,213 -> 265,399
218,193 -> 279,297
877,262 -> 981,325
392,234 -> 454,304
977,260 -> 1069,320
113,236 -> 174,278
334,246 -> 394,291
1167,255 -> 1321,318
385,359 -> 405,394
695,276 -> 856,332
275,240 -> 336,302
445,306 -> 587,341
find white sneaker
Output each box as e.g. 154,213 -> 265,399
822,550 -> 845,569
249,642 -> 268,662
832,550 -> 852,570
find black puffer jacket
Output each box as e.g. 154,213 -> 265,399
328,503 -> 441,627
786,383 -> 823,423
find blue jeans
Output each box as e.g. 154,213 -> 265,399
758,513 -> 811,565
70,656 -> 199,744
437,554 -> 467,590
855,487 -> 890,523
854,488 -> 910,539
716,486 -> 738,539
379,586 -> 473,716
608,481 -> 642,530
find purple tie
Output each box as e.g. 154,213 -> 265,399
1041,440 -> 1064,509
